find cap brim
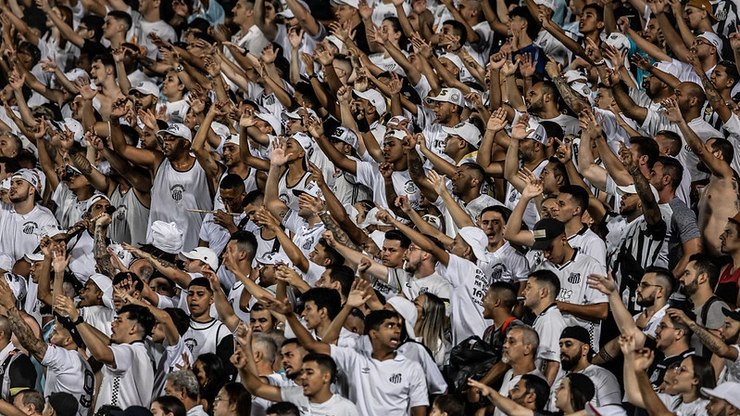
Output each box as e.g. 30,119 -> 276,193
531,239 -> 555,250
722,307 -> 740,320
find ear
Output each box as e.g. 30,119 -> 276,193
597,20 -> 605,29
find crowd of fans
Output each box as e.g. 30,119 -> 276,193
0,0 -> 739,413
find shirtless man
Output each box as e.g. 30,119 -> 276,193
664,98 -> 740,257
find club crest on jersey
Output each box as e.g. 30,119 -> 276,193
170,185 -> 185,201
389,373 -> 402,384
403,180 -> 418,195
22,221 -> 38,235
184,337 -> 198,352
302,237 -> 315,250
567,272 -> 581,284
115,205 -> 127,220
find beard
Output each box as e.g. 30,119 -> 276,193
680,280 -> 698,296
636,292 -> 655,307
560,354 -> 580,372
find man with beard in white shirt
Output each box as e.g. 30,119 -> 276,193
0,278 -> 93,416
0,169 -> 57,265
549,326 -> 621,409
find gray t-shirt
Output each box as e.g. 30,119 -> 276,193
666,198 -> 700,271
692,296 -> 729,357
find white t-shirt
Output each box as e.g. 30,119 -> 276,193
356,162 -> 422,211
183,318 -> 231,358
494,369 -> 545,416
567,226 -> 607,265
0,205 -> 58,261
280,386 -> 360,416
536,250 -> 608,348
41,345 -> 95,416
95,342 -> 154,411
330,345 -> 428,416
387,268 -> 452,300
532,304 -> 566,374
439,254 -> 491,345
479,242 -> 530,284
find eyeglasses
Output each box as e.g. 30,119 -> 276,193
638,282 -> 662,289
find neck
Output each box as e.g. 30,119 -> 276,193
626,211 -> 642,222
492,310 -> 513,327
392,159 -> 408,171
13,199 -> 34,215
657,188 -> 675,204
315,320 -> 330,335
663,342 -> 687,357
170,153 -> 194,168
683,109 -> 700,122
460,187 -> 480,204
539,106 -> 560,119
229,163 -> 250,177
511,358 -> 536,374
72,186 -> 94,201
192,313 -> 212,323
166,93 -> 184,102
571,360 -> 590,373
645,299 -> 667,316
305,214 -> 321,227
585,31 -> 601,43
523,156 -> 545,170
256,362 -> 273,376
309,389 -> 333,404
371,344 -> 395,361
691,287 -> 713,305
241,19 -> 255,32
445,114 -> 462,127
532,300 -> 554,316
682,390 -> 699,403
651,89 -> 673,103
108,35 -> 123,49
183,399 -> 199,411
488,238 -> 505,252
559,246 -> 575,265
731,252 -> 740,270
143,10 -> 160,22
564,219 -> 583,236
413,262 -> 435,278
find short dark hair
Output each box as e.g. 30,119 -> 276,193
709,137 -> 735,165
119,304 -> 156,338
528,270 -> 560,300
229,231 -> 258,261
364,310 -> 401,335
317,238 -> 343,267
153,396 -> 187,416
509,6 -> 541,40
480,205 -> 513,222
18,390 -> 45,415
301,288 -> 342,320
656,130 -> 682,156
547,158 -> 569,187
93,53 -> 116,69
188,277 -> 213,293
244,190 -> 264,206
629,136 -> 660,168
655,156 -> 683,190
442,20 -> 467,46
582,3 -> 604,20
107,10 -> 133,32
384,230 -> 411,249
718,60 -> 739,88
565,373 -> 596,411
81,15 -> 105,40
558,185 -> 589,214
521,374 -> 551,411
540,121 -> 564,141
644,266 -> 674,295
302,353 -> 338,383
265,402 -> 300,416
489,281 -> 518,310
689,254 -> 720,288
220,173 -> 246,191
432,395 -> 465,416
326,265 -> 355,298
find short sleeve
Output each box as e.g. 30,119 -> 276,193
329,344 -> 358,373
41,344 -> 76,373
355,161 -> 377,188
280,385 -> 307,407
406,363 -> 430,408
109,344 -> 135,374
537,317 -> 563,362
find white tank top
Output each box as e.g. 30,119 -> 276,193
148,159 -> 212,251
277,170 -> 312,213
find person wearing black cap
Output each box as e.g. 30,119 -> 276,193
44,392 -> 79,416
550,326 -> 621,410
530,218 -> 608,348
667,306 -> 740,384
0,277 -> 93,416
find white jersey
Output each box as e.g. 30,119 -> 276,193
439,254 -> 491,345
51,183 -> 92,229
532,304 -> 566,374
80,305 -> 115,337
536,250 -> 608,348
183,318 -> 231,358
281,386 -> 360,416
41,345 -> 95,416
95,342 -> 154,411
504,160 -> 548,228
356,162 -> 422,211
387,268 -> 452,301
148,159 -> 213,251
283,212 -> 325,259
67,231 -> 95,284
480,242 -> 530,284
567,226 -> 607,265
549,364 -> 621,410
109,186 -> 150,246
0,205 -> 58,261
278,171 -> 314,214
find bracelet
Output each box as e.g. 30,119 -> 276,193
72,316 -> 84,326
174,64 -> 184,72
593,59 -> 605,66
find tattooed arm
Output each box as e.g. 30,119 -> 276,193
319,211 -> 360,251
551,74 -> 589,114
6,306 -> 47,361
667,308 -> 740,360
94,217 -> 115,276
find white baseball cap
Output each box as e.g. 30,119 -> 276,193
24,252 -> 45,263
224,134 -> 241,147
458,226 -> 488,260
353,89 -> 387,116
701,383 -> 740,409
11,168 -> 41,192
425,88 -> 465,107
329,126 -> 358,149
330,0 -> 359,8
157,123 -> 192,142
130,80 -> 159,97
442,121 -> 482,148
180,247 -> 219,270
84,193 -> 111,213
149,221 -> 184,254
256,251 -> 291,265
697,32 -> 723,59
291,132 -> 314,157
63,118 -> 84,143
282,107 -> 318,121
89,273 -> 114,309
255,113 -> 283,136
534,0 -> 556,10
527,121 -> 548,145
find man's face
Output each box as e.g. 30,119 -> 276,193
48,322 -> 71,347
403,244 -> 424,273
619,193 -> 640,216
88,198 -> 112,218
381,239 -> 406,267
710,65 -> 735,91
479,211 -> 505,246
332,4 -> 356,23
431,101 -> 457,124
684,6 -> 706,29
642,19 -> 661,43
552,193 -> 579,223
382,137 -> 404,163
559,338 -> 584,371
521,278 -> 540,309
250,309 -> 274,332
507,379 -> 530,404
163,380 -> 184,401
526,84 -> 546,113
719,317 -> 740,344
578,8 -> 602,34
187,286 -> 213,317
679,261 -> 701,296
8,178 -> 32,204
162,72 -> 183,98
541,236 -> 566,265
371,317 -> 402,350
502,329 -> 526,364
160,135 -> 188,159
222,143 -> 241,167
0,135 -> 19,157
636,273 -> 661,307
110,312 -> 136,343
78,279 -> 103,307
281,343 -> 305,377
298,361 -> 328,397
102,16 -> 120,39
451,166 -> 472,195
721,223 -> 740,254
301,301 -> 323,330
654,316 -> 678,350
705,397 -> 733,416
220,186 -> 245,213
539,163 -> 560,194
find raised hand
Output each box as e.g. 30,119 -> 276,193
487,108 -> 508,132
519,53 -> 536,78
288,27 -> 304,50
587,273 -> 617,295
259,295 -> 293,315
270,140 -> 289,166
632,348 -> 655,371
666,308 -> 693,326
661,97 -> 683,123
618,334 -> 637,356
520,172 -> 543,199
0,278 -> 16,309
76,78 -> 98,101
346,279 -> 372,307
510,115 -> 532,140
426,169 -> 448,195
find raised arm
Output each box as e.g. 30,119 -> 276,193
54,296 -> 115,365
0,279 -> 47,361
667,308 -> 739,360
263,296 -> 332,354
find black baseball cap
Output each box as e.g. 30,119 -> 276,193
531,219 -> 565,250
48,392 -> 78,416
722,307 -> 740,321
